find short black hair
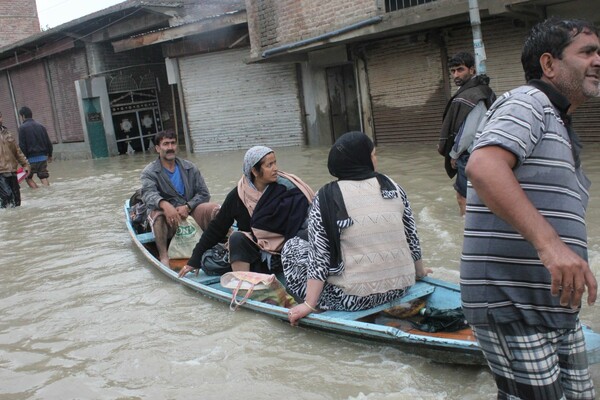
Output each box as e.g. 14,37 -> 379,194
154,129 -> 177,146
448,52 -> 475,69
522,17 -> 599,81
19,106 -> 32,119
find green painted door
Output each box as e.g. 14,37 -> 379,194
85,98 -> 109,158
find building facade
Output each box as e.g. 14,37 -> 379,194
246,0 -> 600,146
0,0 -> 597,159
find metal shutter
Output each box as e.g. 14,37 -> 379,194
178,48 -> 304,153
446,18 -> 599,141
445,18 -> 528,98
363,34 -> 447,144
573,97 -> 600,141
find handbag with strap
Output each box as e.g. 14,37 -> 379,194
201,243 -> 232,276
220,271 -> 295,311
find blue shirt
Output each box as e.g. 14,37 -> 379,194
164,164 -> 185,196
28,155 -> 48,163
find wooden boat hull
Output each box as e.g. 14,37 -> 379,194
124,201 -> 600,366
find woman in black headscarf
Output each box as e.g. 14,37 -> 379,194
283,131 -> 431,326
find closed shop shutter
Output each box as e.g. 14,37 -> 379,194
445,18 -> 528,98
0,72 -> 18,133
10,62 -> 58,143
178,48 -> 304,153
47,49 -> 87,143
446,18 -> 600,141
573,97 -> 600,141
364,35 -> 446,144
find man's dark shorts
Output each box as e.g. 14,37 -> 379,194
28,160 -> 49,180
453,153 -> 469,198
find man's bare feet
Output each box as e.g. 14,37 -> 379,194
160,256 -> 171,268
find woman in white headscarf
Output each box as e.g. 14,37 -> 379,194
179,146 -> 314,277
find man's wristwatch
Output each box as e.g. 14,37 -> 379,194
185,202 -> 192,212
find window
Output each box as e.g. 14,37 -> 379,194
385,0 -> 437,12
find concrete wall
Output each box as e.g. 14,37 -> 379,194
75,76 -> 117,159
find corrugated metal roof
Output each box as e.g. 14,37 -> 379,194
128,9 -> 246,38
0,0 -> 183,55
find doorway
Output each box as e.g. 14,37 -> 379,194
108,72 -> 163,155
326,64 -> 361,142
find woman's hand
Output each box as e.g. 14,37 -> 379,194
178,265 -> 199,278
288,302 -> 315,326
415,259 -> 433,279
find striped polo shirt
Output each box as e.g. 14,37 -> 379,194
460,80 -> 591,329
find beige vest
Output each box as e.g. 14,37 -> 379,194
327,177 -> 415,296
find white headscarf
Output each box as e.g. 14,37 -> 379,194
242,146 -> 273,186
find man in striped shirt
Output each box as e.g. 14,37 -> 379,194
461,18 -> 599,399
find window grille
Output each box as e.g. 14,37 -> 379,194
385,0 -> 437,12
108,72 -> 138,93
139,72 -> 157,90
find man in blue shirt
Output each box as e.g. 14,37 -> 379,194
141,130 -> 219,268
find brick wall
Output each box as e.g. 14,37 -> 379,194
47,49 -> 88,142
0,0 -> 40,48
245,0 -> 380,58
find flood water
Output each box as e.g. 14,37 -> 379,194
2,143 -> 600,399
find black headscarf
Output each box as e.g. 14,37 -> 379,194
319,131 -> 398,267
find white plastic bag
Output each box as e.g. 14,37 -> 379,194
167,216 -> 202,259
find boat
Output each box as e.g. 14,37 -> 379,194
124,200 -> 600,366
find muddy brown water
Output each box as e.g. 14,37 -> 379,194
2,143 -> 600,399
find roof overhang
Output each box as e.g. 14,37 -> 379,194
0,1 -> 183,70
112,9 -> 247,52
249,0 -> 595,63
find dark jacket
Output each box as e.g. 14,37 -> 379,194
187,186 -> 250,268
140,157 -> 211,211
18,119 -> 53,158
438,75 -> 496,178
187,180 -> 309,269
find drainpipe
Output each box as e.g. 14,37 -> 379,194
6,71 -> 19,125
468,0 -> 487,75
